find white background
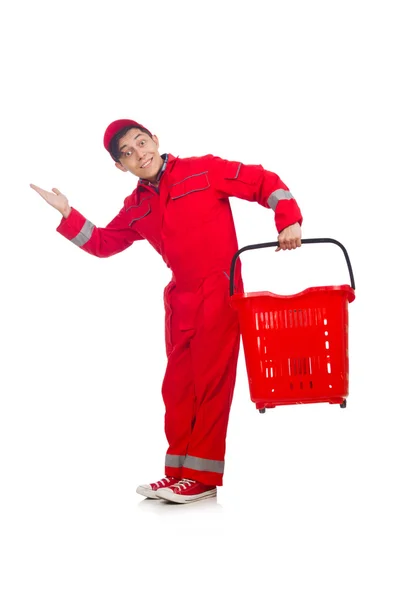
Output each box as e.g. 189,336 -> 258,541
1,0 -> 396,598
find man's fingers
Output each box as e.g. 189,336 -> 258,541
276,238 -> 302,251
30,184 -> 61,196
30,183 -> 50,198
30,184 -> 63,202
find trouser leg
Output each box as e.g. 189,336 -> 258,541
162,329 -> 197,479
181,272 -> 241,486
162,281 -> 198,480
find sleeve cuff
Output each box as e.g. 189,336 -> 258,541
275,199 -> 303,233
56,207 -> 87,240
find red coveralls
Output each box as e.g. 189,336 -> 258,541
57,153 -> 302,486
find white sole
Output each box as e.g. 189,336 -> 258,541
136,486 -> 160,499
156,488 -> 217,503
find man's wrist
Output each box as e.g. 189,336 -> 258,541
61,206 -> 72,219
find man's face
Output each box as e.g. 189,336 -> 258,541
115,128 -> 163,182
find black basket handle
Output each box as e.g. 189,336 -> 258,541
229,237 -> 355,296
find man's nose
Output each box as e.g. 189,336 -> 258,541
136,147 -> 146,160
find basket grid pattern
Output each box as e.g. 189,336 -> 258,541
234,290 -> 350,405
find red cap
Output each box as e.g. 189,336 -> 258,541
103,119 -> 151,153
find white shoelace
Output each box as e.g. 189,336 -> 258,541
172,478 -> 195,490
163,477 -> 175,486
154,477 -> 173,489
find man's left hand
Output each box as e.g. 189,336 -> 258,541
276,223 -> 302,252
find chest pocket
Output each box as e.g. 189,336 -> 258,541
126,197 -> 151,226
169,171 -> 210,200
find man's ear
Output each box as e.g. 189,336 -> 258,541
115,161 -> 128,173
152,134 -> 160,148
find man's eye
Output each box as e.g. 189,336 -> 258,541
125,151 -> 133,157
140,140 -> 146,146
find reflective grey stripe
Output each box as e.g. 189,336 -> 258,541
165,454 -> 185,468
184,455 -> 224,474
267,189 -> 295,211
165,454 -> 225,473
70,220 -> 95,247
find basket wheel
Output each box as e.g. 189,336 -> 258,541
259,408 -> 266,414
340,399 -> 347,408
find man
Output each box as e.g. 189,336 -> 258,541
31,118 -> 302,504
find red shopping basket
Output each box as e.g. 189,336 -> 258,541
229,238 -> 356,413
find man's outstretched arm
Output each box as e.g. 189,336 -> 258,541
30,184 -> 143,257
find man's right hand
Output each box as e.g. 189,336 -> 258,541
30,184 -> 71,219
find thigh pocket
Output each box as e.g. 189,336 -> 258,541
202,273 -> 234,331
173,289 -> 203,332
164,281 -> 176,356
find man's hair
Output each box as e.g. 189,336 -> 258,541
109,125 -> 153,162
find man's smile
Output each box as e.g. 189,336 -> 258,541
141,157 -> 153,169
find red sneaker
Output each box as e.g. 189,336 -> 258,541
136,476 -> 180,499
156,479 -> 217,503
